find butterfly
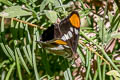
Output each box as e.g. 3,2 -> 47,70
38,11 -> 80,58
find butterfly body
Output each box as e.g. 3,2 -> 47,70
38,11 -> 80,58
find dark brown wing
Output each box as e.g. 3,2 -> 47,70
40,24 -> 61,42
58,11 -> 80,53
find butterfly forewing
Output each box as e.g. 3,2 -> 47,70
59,11 -> 80,53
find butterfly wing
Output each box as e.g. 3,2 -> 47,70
38,11 -> 80,58
56,11 -> 80,53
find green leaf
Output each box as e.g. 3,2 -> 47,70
106,70 -> 120,80
50,0 -> 60,7
40,0 -> 50,12
111,32 -> 120,38
98,18 -> 109,43
0,0 -> 12,6
44,10 -> 57,23
0,6 -> 31,18
19,0 -> 27,3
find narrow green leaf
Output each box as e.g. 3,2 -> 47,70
77,45 -> 85,64
0,17 -> 11,59
86,51 -> 91,80
0,6 -> 31,18
5,62 -> 15,80
67,68 -> 72,80
93,70 -> 98,80
5,45 -> 15,61
23,46 -> 32,66
106,70 -> 120,80
111,32 -> 120,38
44,10 -> 57,23
32,28 -> 39,80
19,0 -> 27,3
0,43 -> 11,59
0,0 -> 12,6
64,70 -> 69,80
97,57 -> 102,80
15,48 -> 22,80
103,63 -> 106,80
0,60 -> 9,69
40,0 -> 50,12
16,48 -> 30,74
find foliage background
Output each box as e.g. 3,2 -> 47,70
0,0 -> 120,80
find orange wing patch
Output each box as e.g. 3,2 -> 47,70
54,40 -> 67,45
69,14 -> 80,28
